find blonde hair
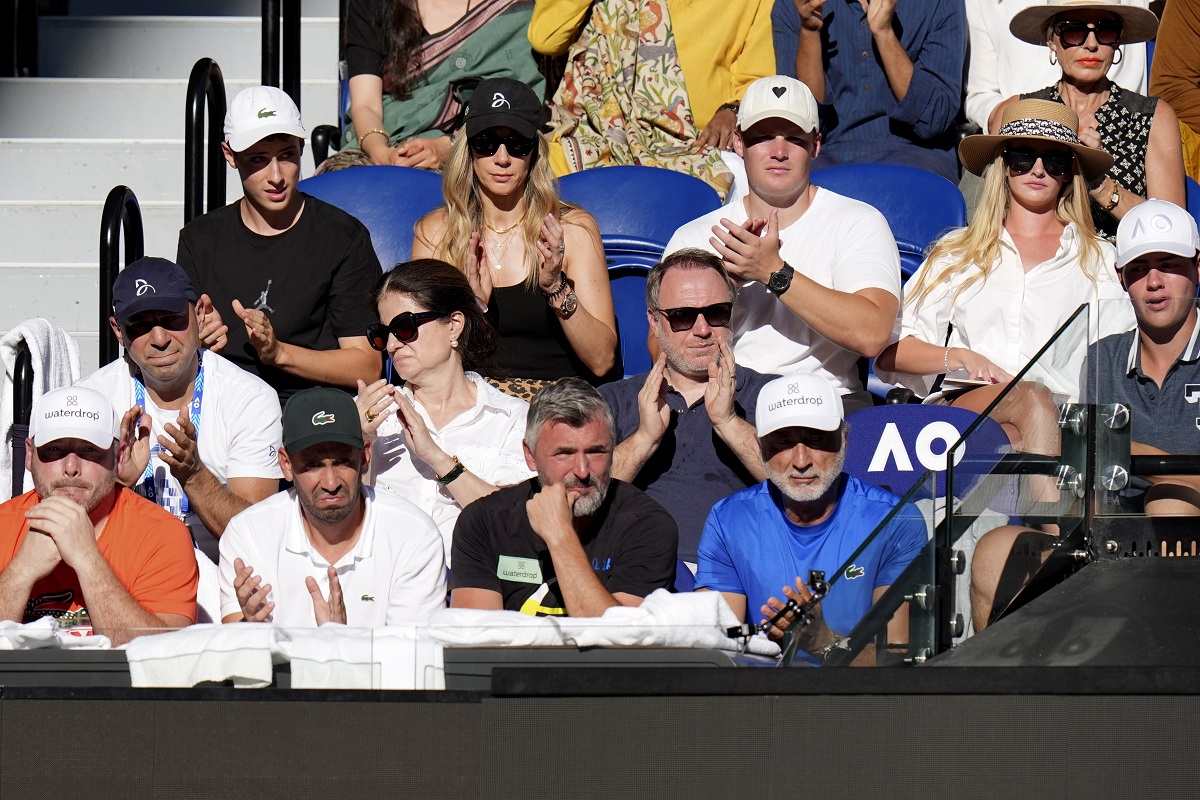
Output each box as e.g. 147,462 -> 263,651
906,152 -> 1105,312
427,133 -> 578,289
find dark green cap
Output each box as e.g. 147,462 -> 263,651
282,387 -> 364,454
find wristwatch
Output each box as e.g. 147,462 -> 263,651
555,288 -> 579,319
767,262 -> 795,296
1100,183 -> 1120,212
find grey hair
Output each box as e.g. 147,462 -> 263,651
645,248 -> 737,309
525,377 -> 616,451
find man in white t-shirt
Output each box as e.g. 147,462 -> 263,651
79,257 -> 283,561
219,388 -> 446,627
665,75 -> 902,413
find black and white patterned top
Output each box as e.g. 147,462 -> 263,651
1025,83 -> 1158,238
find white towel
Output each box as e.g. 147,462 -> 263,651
123,623 -> 276,688
0,319 -> 80,500
0,618 -> 111,650
280,625 -> 445,690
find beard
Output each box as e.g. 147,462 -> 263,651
540,470 -> 612,518
764,444 -> 847,505
34,474 -> 114,513
297,481 -> 362,525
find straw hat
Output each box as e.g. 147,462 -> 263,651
1009,0 -> 1159,46
957,98 -> 1113,180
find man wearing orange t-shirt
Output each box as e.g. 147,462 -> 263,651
0,387 -> 197,644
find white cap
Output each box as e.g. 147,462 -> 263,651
737,75 -> 819,134
755,374 -> 844,436
1116,199 -> 1200,269
224,86 -> 306,153
29,387 -> 119,449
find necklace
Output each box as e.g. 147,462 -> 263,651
483,210 -> 526,235
486,227 -> 521,271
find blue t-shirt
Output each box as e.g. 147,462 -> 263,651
697,476 -> 927,644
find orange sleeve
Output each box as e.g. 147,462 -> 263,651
115,492 -> 199,624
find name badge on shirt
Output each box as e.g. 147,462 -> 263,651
497,555 -> 543,585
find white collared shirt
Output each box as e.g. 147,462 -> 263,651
369,372 -> 534,563
882,223 -> 1135,398
218,486 -> 446,627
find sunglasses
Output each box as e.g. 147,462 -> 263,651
468,131 -> 536,158
366,311 -> 446,351
1002,147 -> 1075,179
653,302 -> 733,333
1054,19 -> 1122,47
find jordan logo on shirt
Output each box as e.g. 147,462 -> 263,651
254,279 -> 274,313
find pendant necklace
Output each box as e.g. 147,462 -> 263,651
484,213 -> 525,271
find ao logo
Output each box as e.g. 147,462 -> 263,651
867,421 -> 965,473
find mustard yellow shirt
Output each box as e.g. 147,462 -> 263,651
529,0 -> 775,131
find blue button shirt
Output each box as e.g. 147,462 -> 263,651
772,0 -> 966,182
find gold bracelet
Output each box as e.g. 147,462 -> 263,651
1099,180 -> 1120,212
359,128 -> 389,145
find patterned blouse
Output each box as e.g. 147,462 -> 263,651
1025,83 -> 1158,238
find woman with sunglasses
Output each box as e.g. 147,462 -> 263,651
994,0 -> 1184,238
413,77 -> 617,395
356,260 -> 534,562
340,0 -> 543,170
876,100 -> 1133,444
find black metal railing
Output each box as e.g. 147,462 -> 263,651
10,340 -> 32,498
98,186 -> 144,366
3,0 -> 36,77
262,0 -> 301,108
185,58 -> 227,225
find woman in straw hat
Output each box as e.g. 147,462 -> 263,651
876,99 -> 1133,447
996,0 -> 1185,238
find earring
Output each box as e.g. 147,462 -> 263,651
1112,47 -> 1122,64
450,338 -> 459,349
1049,49 -> 1058,65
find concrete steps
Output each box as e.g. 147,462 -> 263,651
4,6 -> 338,374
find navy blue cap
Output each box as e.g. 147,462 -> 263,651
112,257 -> 198,328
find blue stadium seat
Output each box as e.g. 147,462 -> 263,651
843,404 -> 1009,500
809,163 -> 967,279
1186,177 -> 1200,231
298,166 -> 444,270
609,262 -> 652,378
559,166 -> 722,265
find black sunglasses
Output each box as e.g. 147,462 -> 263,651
1002,147 -> 1075,179
366,311 -> 446,351
468,131 -> 536,158
1054,19 -> 1122,48
653,302 -> 733,333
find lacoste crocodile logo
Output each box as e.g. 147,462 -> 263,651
257,108 -> 276,119
311,411 -> 336,426
844,565 -> 865,580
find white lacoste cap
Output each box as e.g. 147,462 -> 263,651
224,85 -> 307,153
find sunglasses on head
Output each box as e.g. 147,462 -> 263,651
468,131 -> 536,158
1054,19 -> 1122,47
366,311 -> 446,351
653,302 -> 733,333
1002,146 -> 1075,179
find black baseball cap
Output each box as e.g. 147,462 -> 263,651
463,78 -> 543,139
112,257 -> 198,328
282,388 -> 364,454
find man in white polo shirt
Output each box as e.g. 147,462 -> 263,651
219,387 -> 446,626
665,75 -> 902,413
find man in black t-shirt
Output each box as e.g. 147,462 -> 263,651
450,379 -> 678,616
176,85 -> 382,406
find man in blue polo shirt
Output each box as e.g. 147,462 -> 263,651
1090,199 -> 1200,514
599,249 -> 774,566
696,373 -> 926,665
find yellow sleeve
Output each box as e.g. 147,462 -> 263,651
528,0 -> 594,56
672,0 -> 775,128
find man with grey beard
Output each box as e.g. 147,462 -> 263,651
450,378 -> 678,617
0,387 -> 198,644
696,374 -> 925,665
218,387 -> 445,627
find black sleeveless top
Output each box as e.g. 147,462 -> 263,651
486,281 -> 589,381
1024,83 -> 1158,238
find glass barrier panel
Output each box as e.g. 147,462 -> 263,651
945,304 -> 1093,638
785,468 -> 937,667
